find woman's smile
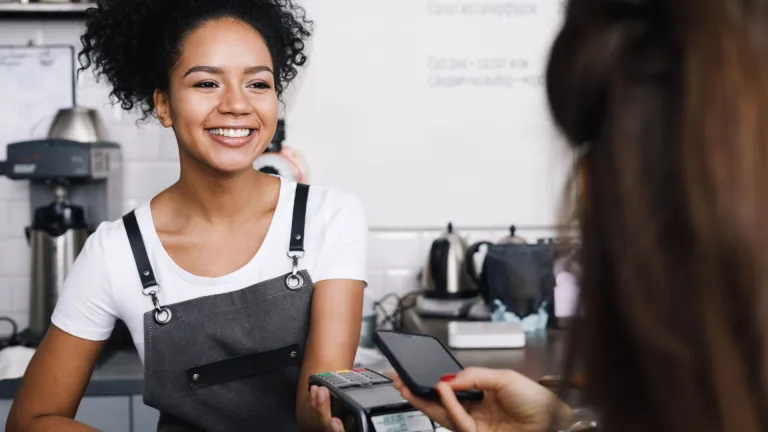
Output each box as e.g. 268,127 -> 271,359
205,126 -> 258,149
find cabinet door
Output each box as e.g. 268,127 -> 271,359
75,396 -> 131,432
131,395 -> 160,432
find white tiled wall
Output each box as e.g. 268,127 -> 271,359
0,19 -> 557,336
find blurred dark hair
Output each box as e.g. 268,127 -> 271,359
78,0 -> 312,120
547,0 -> 768,430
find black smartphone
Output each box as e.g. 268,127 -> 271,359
373,330 -> 483,402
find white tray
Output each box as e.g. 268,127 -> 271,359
447,321 -> 526,349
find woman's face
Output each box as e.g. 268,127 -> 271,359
155,18 -> 278,174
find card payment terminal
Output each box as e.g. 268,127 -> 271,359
309,368 -> 449,432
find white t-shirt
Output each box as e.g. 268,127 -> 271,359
51,177 -> 368,362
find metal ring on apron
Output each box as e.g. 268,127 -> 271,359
285,273 -> 304,290
154,307 -> 173,324
150,291 -> 173,324
285,252 -> 305,290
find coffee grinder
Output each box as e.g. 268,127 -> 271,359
0,138 -> 123,346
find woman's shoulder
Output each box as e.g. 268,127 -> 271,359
89,211 -> 135,243
83,204 -> 151,262
293,182 -> 368,282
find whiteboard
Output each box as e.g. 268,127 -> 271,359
286,0 -> 573,228
0,45 -> 75,157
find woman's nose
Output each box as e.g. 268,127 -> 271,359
218,86 -> 252,115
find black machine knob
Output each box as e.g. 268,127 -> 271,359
31,198 -> 88,237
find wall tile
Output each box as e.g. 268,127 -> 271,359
0,21 -> 43,45
6,199 -> 30,239
0,238 -> 29,277
157,128 -> 180,161
383,268 -> 420,298
41,21 -> 85,48
77,86 -> 117,123
368,232 -> 422,269
10,276 -> 29,313
75,68 -> 103,90
0,277 -> 12,312
0,201 -> 8,239
114,124 -> 161,161
123,162 -> 180,201
0,177 -> 29,201
365,269 -> 385,301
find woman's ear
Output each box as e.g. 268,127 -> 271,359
154,89 -> 172,128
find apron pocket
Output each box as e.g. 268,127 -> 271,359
186,344 -> 301,389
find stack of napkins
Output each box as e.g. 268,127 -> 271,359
448,321 -> 526,349
0,346 -> 35,381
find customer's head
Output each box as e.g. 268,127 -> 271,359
78,0 -> 311,174
547,0 -> 768,430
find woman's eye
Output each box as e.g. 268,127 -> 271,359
194,81 -> 217,89
250,82 -> 271,90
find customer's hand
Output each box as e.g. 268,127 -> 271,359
309,385 -> 345,432
393,367 -> 572,432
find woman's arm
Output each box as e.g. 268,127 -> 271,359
6,325 -> 105,431
296,279 -> 365,431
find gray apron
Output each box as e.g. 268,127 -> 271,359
122,183 -> 314,431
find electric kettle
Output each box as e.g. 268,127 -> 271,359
497,225 -> 527,245
421,223 -> 476,299
465,226 -> 529,303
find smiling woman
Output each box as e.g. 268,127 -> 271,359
154,18 -> 283,173
5,1 -> 367,432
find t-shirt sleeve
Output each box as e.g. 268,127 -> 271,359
313,191 -> 368,285
50,222 -> 118,341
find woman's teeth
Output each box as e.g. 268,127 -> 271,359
208,128 -> 252,138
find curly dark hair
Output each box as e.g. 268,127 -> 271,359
78,0 -> 312,120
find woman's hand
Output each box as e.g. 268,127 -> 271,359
393,367 -> 573,432
309,385 -> 345,432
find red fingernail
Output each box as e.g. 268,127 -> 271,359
440,374 -> 456,382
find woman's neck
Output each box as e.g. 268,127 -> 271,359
167,155 -> 277,225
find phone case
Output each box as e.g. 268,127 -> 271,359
373,330 -> 483,402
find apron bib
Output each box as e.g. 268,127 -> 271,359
122,183 -> 313,431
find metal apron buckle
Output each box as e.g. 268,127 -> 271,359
143,285 -> 172,324
285,251 -> 305,290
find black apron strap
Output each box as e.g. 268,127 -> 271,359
289,183 -> 310,254
123,210 -> 158,289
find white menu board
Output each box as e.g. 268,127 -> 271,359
288,0 -> 572,228
0,45 -> 75,157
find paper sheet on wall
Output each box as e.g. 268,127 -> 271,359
0,45 -> 75,158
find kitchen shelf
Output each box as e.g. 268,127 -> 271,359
0,2 -> 94,19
